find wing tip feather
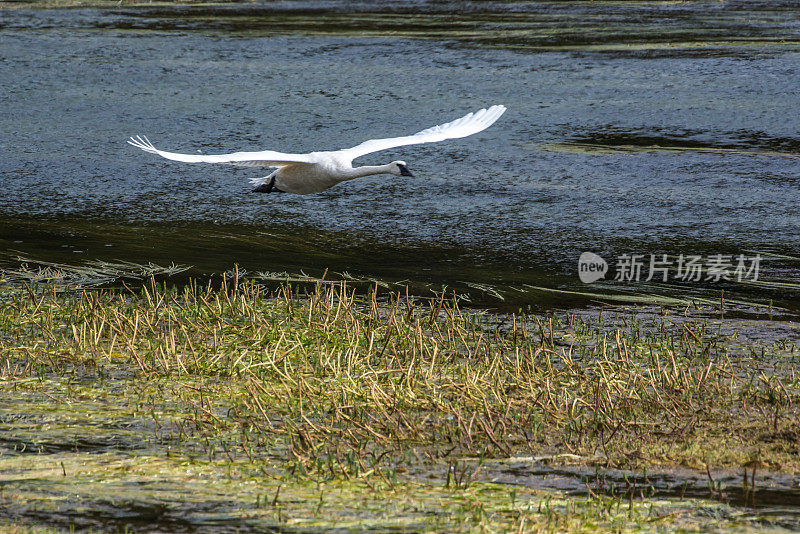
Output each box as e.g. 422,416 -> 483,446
128,135 -> 159,154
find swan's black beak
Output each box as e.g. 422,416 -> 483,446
398,164 -> 414,177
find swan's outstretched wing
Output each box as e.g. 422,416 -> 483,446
342,105 -> 506,159
127,136 -> 314,167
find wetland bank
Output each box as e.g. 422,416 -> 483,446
1,277 -> 799,531
2,0 -> 800,531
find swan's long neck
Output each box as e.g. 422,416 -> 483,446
343,163 -> 395,180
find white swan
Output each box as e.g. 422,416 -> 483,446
128,105 -> 506,195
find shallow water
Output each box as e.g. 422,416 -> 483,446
4,389 -> 800,531
487,461 -> 800,527
2,1 -> 800,312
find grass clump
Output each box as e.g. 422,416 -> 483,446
1,278 -> 799,531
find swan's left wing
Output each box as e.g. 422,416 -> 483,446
341,105 -> 506,159
127,136 -> 315,167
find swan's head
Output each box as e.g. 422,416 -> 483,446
390,161 -> 414,177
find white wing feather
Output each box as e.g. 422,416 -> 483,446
342,105 -> 506,159
127,136 -> 314,167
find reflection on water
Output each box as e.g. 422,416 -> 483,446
1,1 -> 800,313
483,461 -> 800,521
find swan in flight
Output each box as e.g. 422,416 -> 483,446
128,105 -> 506,195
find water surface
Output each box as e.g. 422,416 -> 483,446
2,1 -> 800,312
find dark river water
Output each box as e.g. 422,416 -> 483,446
2,1 -> 800,313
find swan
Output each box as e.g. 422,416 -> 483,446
128,105 -> 506,195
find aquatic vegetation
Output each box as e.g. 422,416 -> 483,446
5,1 -> 800,58
1,279 -> 799,530
0,256 -> 190,288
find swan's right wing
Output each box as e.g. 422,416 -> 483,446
342,105 -> 506,159
127,136 -> 314,167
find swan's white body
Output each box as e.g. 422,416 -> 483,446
128,105 -> 506,195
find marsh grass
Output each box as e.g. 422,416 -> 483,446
1,278 -> 799,531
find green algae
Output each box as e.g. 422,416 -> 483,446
2,438 -> 771,532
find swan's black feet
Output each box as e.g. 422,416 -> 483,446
252,176 -> 283,193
